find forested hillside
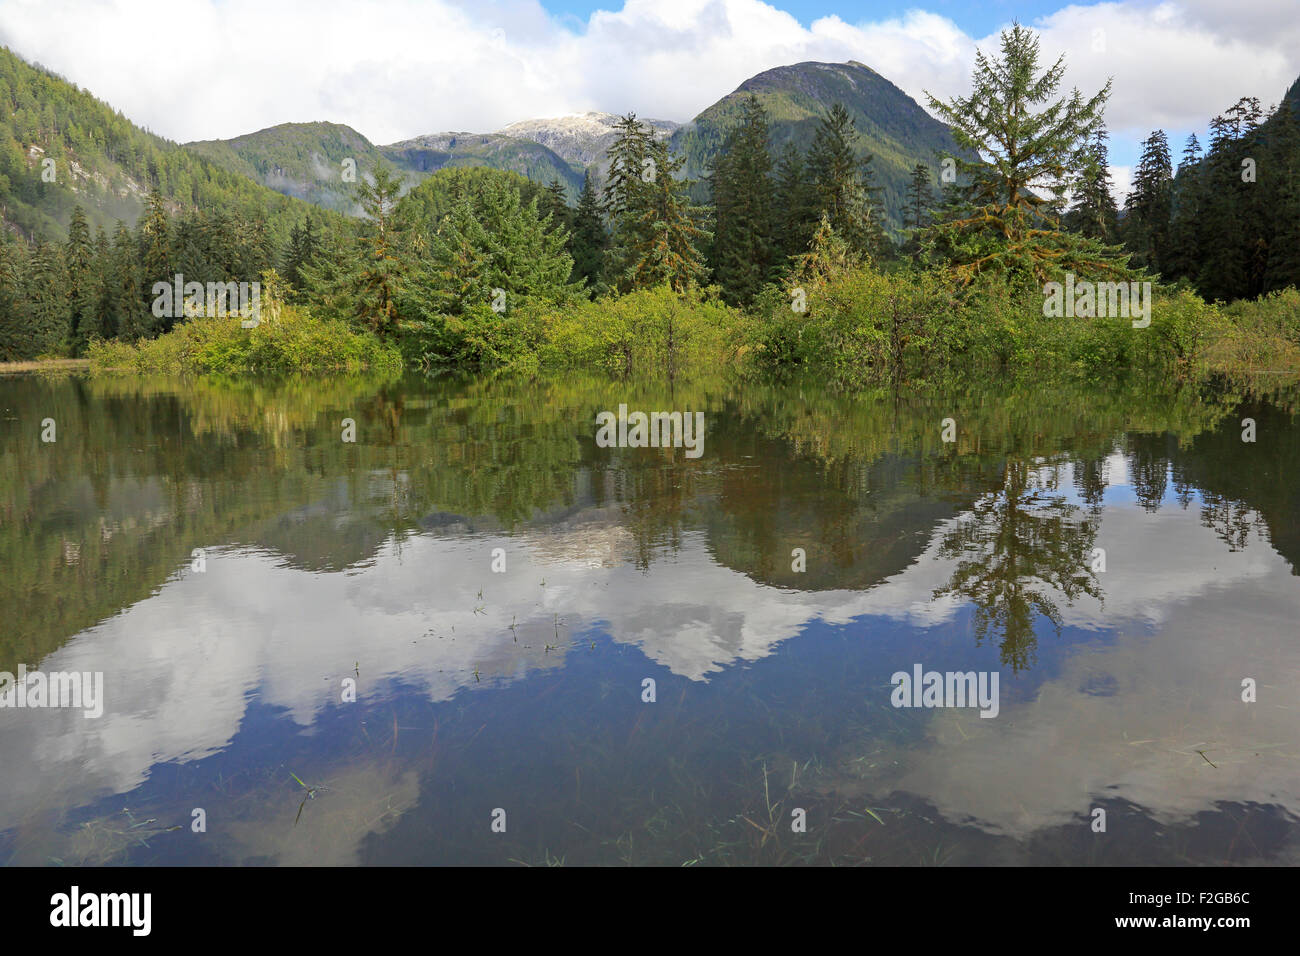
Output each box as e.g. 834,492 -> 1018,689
671,61 -> 976,233
0,47 -> 330,244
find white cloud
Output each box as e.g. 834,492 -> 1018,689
0,0 -> 1295,151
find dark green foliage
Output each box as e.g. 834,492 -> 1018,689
772,144 -> 815,264
1122,130 -> 1173,275
807,103 -> 887,260
1064,130 -> 1119,243
0,46 -> 336,247
922,23 -> 1130,286
905,163 -> 934,231
709,95 -> 776,304
624,138 -> 709,292
404,173 -> 573,317
283,213 -> 321,299
64,205 -> 96,353
569,171 -> 608,292
601,114 -> 708,293
1160,95 -> 1300,300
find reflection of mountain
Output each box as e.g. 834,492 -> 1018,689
3,449 -> 1298,863
3,373 -> 1288,675
703,448 -> 988,591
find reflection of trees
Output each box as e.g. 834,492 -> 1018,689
1199,492 -> 1263,552
932,459 -> 1103,672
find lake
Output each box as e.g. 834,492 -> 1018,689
1,370 -> 1298,865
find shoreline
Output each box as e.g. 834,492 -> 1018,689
0,358 -> 92,374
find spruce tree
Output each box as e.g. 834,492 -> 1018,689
922,23 -> 1127,285
601,113 -> 654,287
64,205 -> 96,354
772,143 -> 814,265
905,163 -> 934,232
542,179 -> 570,234
22,240 -> 70,355
352,160 -> 406,336
0,238 -> 26,360
1122,130 -> 1173,275
569,171 -> 608,292
625,138 -> 708,292
138,187 -> 170,332
1063,129 -> 1118,242
1165,134 -> 1204,282
710,94 -> 775,304
111,221 -> 145,342
807,103 -> 886,260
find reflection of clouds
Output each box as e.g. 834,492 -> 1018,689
882,561 -> 1300,842
1,490 -> 1297,852
219,761 -> 421,866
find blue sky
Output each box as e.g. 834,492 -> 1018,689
3,0 -> 1298,202
547,0 -> 1067,36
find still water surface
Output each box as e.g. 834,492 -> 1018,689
1,372 -> 1298,865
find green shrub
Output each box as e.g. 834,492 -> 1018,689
89,301 -> 401,375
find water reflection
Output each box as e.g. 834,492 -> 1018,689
0,371 -> 1297,865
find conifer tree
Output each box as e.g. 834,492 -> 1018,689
111,221 -> 145,342
624,138 -> 708,292
772,143 -> 814,265
904,163 -> 934,232
569,171 -> 608,291
1122,130 -> 1173,275
1063,129 -> 1118,242
22,240 -> 70,355
922,23 -> 1128,285
138,187 -> 171,332
64,204 -> 96,353
0,238 -> 26,359
542,179 -> 570,235
1165,134 -> 1204,282
807,102 -> 886,259
601,113 -> 655,287
710,94 -> 775,304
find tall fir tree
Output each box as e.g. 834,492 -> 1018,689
64,204 -> 96,354
922,23 -> 1127,285
625,138 -> 709,292
601,113 -> 655,288
1165,134 -> 1205,283
709,94 -> 776,304
1063,129 -> 1119,242
904,163 -> 935,231
111,221 -> 145,342
1122,130 -> 1173,275
21,240 -> 70,356
138,187 -> 170,333
569,171 -> 608,292
806,102 -> 886,260
772,143 -> 814,265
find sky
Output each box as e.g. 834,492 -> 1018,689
2,0 -> 1299,202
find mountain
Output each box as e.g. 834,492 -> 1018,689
381,131 -> 582,195
497,112 -> 678,170
0,46 -> 330,244
669,60 -> 975,232
185,123 -> 584,213
185,122 -> 390,214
